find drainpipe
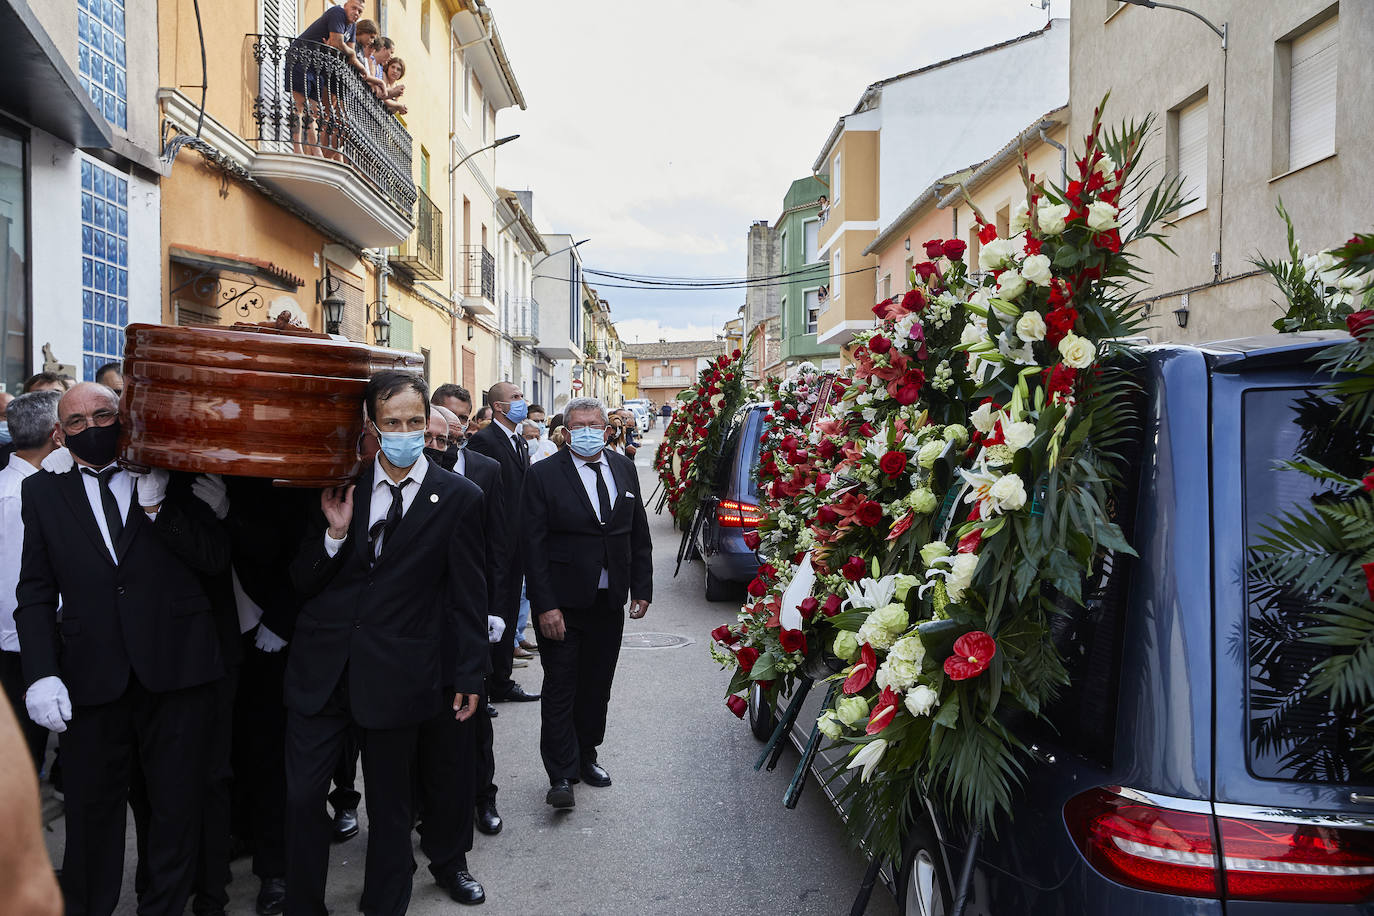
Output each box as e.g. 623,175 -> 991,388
1039,122 -> 1068,187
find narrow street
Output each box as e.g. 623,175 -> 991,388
44,435 -> 896,916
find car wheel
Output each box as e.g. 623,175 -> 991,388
897,817 -> 952,916
747,681 -> 776,742
704,565 -> 733,602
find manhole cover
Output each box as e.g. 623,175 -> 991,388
622,632 -> 693,649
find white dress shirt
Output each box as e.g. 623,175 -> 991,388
325,454 -> 429,558
571,452 -> 617,588
79,462 -> 135,564
528,438 -> 557,464
0,453 -> 40,651
454,447 -> 467,477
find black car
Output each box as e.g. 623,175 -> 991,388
754,334 -> 1374,915
693,402 -> 768,601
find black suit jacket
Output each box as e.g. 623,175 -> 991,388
522,449 -> 652,615
457,447 -> 504,619
467,420 -> 526,599
286,460 -> 488,729
224,477 -> 313,641
15,469 -> 230,705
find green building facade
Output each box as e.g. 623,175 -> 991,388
776,176 -> 838,366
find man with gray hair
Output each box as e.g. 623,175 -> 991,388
0,389 -> 60,771
521,396 -> 652,809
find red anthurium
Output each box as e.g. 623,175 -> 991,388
726,695 -> 748,718
797,597 -> 820,620
866,687 -> 901,734
746,577 -> 767,598
1365,562 -> 1374,601
879,451 -> 908,476
736,646 -> 760,672
888,511 -> 915,542
844,643 -> 877,694
957,529 -> 982,554
779,628 -> 807,655
742,530 -> 762,551
841,556 -> 867,581
822,595 -> 843,617
943,631 -> 997,681
710,624 -> 733,644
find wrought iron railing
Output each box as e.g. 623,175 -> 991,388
458,246 -> 495,302
248,33 -> 416,216
511,297 -> 540,342
393,188 -> 443,279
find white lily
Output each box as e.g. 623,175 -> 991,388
847,739 -> 889,782
845,575 -> 898,611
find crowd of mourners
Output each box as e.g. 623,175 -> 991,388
0,365 -> 654,916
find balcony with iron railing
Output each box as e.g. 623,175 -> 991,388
457,246 -> 496,315
511,298 -> 540,344
248,33 -> 416,248
392,188 -> 443,280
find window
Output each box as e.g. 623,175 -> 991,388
420,0 -> 431,49
419,147 -> 430,194
832,152 -> 841,203
463,64 -> 471,121
803,219 -> 820,263
81,159 -> 128,381
0,130 -> 25,393
1286,14 -> 1338,172
653,366 -> 662,377
779,229 -> 788,269
388,311 -> 413,351
378,0 -> 388,35
672,365 -> 681,376
832,249 -> 842,300
481,102 -> 488,143
1173,95 -> 1208,217
804,289 -> 820,335
77,0 -> 128,129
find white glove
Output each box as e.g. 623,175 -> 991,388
254,623 -> 287,653
25,676 -> 72,733
41,447 -> 73,474
487,615 -> 506,644
130,468 -> 170,508
191,473 -> 230,520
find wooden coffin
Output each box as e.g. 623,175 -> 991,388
118,322 -> 424,486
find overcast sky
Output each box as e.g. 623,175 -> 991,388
493,0 -> 1071,343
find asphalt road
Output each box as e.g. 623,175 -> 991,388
41,435 -> 897,916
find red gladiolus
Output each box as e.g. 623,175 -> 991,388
742,531 -> 761,551
1045,306 -> 1079,346
1045,363 -> 1078,398
1365,562 -> 1374,601
942,239 -> 967,260
841,556 -> 867,581
855,501 -> 884,527
726,694 -> 748,718
736,646 -> 760,672
866,687 -> 901,735
978,221 -> 998,244
797,597 -> 819,620
710,624 -> 733,644
1363,469 -> 1374,493
1023,234 -> 1043,256
923,239 -> 946,259
869,335 -> 892,355
901,288 -> 926,313
943,631 -> 997,681
844,643 -> 877,694
817,505 -> 840,526
822,595 -> 842,617
879,451 -> 908,477
779,628 -> 807,655
746,577 -> 767,598
1347,310 -> 1374,340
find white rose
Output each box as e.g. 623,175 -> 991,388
1058,332 -> 1097,369
945,553 -> 979,602
1039,203 -> 1071,236
1008,202 -> 1031,237
943,424 -> 969,446
817,711 -> 844,740
988,473 -> 1028,514
979,237 -> 1016,271
970,402 -> 997,434
1086,201 -> 1119,232
1021,254 -> 1053,287
1016,310 -> 1047,342
917,440 -> 945,469
920,541 -> 951,567
904,685 -> 940,718
1002,420 -> 1036,452
996,269 -> 1027,301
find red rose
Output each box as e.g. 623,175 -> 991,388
869,335 -> 892,354
816,505 -> 840,526
843,643 -> 877,694
822,595 -> 842,617
841,556 -> 867,581
779,628 -> 807,655
900,288 -> 926,313
879,451 -> 908,476
736,646 -> 760,672
710,624 -> 733,644
866,686 -> 900,734
923,239 -> 946,259
758,563 -> 777,580
818,439 -> 838,460
943,631 -> 997,681
746,577 -> 767,598
942,239 -> 967,260
742,530 -> 761,551
726,694 -> 748,718
855,501 -> 884,527
894,381 -> 923,406
797,597 -> 819,619
913,261 -> 939,282
1348,310 -> 1374,340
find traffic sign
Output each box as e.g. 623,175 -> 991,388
571,378 -> 584,391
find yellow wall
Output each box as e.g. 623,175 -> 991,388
817,129 -> 880,340
621,356 -> 640,402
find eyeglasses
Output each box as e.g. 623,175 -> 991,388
424,432 -> 453,449
62,408 -> 118,435
566,422 -> 606,431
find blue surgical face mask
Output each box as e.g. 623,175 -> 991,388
374,425 -> 426,469
568,426 -> 606,459
0,421 -> 9,446
504,398 -> 528,424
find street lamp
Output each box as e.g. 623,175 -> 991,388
322,292 -> 345,336
368,301 -> 391,347
1120,0 -> 1226,48
449,134 -> 520,175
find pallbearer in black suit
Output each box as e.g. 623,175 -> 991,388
284,371 -> 488,916
15,382 -> 230,916
521,396 -> 653,810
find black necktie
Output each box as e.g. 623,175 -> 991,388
368,479 -> 411,561
512,433 -> 528,462
83,466 -> 124,547
590,461 -> 612,525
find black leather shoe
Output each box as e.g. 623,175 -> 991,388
437,868 -> 485,905
546,779 -> 575,809
256,877 -> 287,916
492,683 -> 540,702
475,799 -> 502,835
580,762 -> 612,787
332,807 -> 359,842
485,702 -> 498,718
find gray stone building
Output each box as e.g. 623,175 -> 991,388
743,219 -> 781,379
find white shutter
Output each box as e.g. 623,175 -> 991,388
804,289 -> 820,334
1176,97 -> 1207,217
804,219 -> 819,263
1289,15 -> 1338,170
259,0 -> 298,151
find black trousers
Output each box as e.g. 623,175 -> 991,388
0,648 -> 49,772
536,590 -> 624,782
60,677 -> 216,916
327,726 -> 362,813
474,683 -> 496,806
487,576 -> 521,697
231,633 -> 289,879
415,691 -> 479,878
285,674 -> 419,916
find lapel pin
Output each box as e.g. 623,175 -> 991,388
430,493 -> 439,503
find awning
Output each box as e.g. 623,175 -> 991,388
4,0 -> 112,149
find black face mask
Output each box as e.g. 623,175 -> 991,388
424,444 -> 459,473
65,419 -> 122,468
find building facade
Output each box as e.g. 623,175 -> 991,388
532,232 -> 587,413
775,175 -> 838,370
622,340 -> 726,404
742,219 -> 780,379
494,187 -> 552,406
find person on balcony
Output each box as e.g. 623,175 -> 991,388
286,0 -> 368,160
381,57 -> 408,116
